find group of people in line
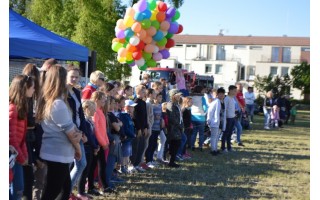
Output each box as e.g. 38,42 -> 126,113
9,58 -> 297,200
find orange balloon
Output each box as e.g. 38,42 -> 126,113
126,44 -> 137,52
156,12 -> 166,22
146,26 -> 157,36
116,19 -> 126,30
125,7 -> 135,18
137,29 -> 147,40
118,47 -> 127,57
132,22 -> 142,33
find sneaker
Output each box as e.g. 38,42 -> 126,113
182,154 -> 191,159
238,143 -> 245,147
76,194 -> 89,200
146,162 -> 156,169
176,155 -> 184,161
151,160 -> 160,166
264,126 -> 270,130
221,149 -> 228,153
87,189 -> 102,196
128,166 -> 138,173
135,166 -> 146,172
140,162 -> 151,170
168,162 -> 180,168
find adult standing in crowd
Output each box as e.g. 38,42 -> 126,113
190,86 -> 208,151
263,91 -> 275,130
21,64 -> 40,200
9,74 -> 35,200
244,86 -> 256,123
66,65 -> 89,199
221,85 -> 237,153
36,65 -> 82,200
81,70 -> 105,102
166,89 -> 184,168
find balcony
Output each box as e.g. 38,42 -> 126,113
257,56 -> 302,64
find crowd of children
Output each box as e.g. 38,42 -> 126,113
9,60 -> 299,200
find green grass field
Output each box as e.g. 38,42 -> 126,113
91,111 -> 310,200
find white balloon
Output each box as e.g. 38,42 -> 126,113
135,58 -> 145,67
153,46 -> 159,53
129,36 -> 140,46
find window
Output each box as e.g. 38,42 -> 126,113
282,47 -> 291,63
186,44 -> 197,48
185,64 -> 190,71
215,64 -> 223,74
234,45 -> 246,49
271,47 -> 280,62
270,66 -> 278,76
205,64 -> 212,73
248,66 -> 256,76
177,63 -> 182,69
250,46 -> 263,50
301,47 -> 310,52
208,45 -> 214,59
175,44 -> 183,47
216,45 -> 225,60
281,67 -> 289,76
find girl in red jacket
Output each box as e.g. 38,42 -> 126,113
9,74 -> 35,199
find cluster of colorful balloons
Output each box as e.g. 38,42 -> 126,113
112,0 -> 183,71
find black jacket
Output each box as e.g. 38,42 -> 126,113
166,102 -> 183,141
133,98 -> 148,131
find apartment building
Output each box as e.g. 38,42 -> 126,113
158,34 -> 310,99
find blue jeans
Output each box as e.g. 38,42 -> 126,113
191,121 -> 205,148
246,104 -> 255,122
145,131 -> 160,163
70,141 -> 87,188
263,108 -> 271,126
105,153 -> 117,189
221,118 -> 236,150
234,118 -> 243,143
177,132 -> 187,156
10,163 -> 24,200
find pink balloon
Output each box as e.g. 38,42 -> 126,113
160,21 -> 170,31
137,29 -> 147,39
146,26 -> 157,36
152,52 -> 163,61
144,44 -> 155,53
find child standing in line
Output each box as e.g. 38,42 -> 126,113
78,100 -> 100,199
119,100 -> 137,174
290,103 -> 297,124
271,105 -> 280,127
158,102 -> 169,162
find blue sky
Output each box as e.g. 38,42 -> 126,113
123,0 -> 310,37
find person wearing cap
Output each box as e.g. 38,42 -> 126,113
166,89 -> 184,168
119,100 -> 137,174
81,70 -> 105,102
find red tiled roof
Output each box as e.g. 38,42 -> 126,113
172,35 -> 310,46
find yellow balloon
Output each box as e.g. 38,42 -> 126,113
124,16 -> 134,28
150,10 -> 158,21
117,56 -> 126,63
126,52 -> 133,61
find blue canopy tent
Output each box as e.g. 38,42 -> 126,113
9,8 -> 89,61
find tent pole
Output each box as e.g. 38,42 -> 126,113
85,61 -> 89,85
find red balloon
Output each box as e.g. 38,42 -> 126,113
177,24 -> 183,34
136,40 -> 145,50
158,2 -> 167,12
132,51 -> 142,60
165,38 -> 175,48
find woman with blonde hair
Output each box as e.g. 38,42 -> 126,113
36,65 -> 82,200
263,90 -> 275,130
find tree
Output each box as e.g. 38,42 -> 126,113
130,0 -> 184,8
291,61 -> 310,99
254,74 -> 292,97
9,0 -> 30,15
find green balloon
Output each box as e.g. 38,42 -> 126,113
111,42 -> 123,52
126,59 -> 134,64
151,20 -> 160,30
173,10 -> 180,21
147,0 -> 157,10
147,59 -> 157,67
157,37 -> 167,46
141,19 -> 151,29
166,33 -> 174,39
142,52 -> 152,60
138,64 -> 148,71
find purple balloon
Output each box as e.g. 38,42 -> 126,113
116,29 -> 125,39
129,62 -> 136,67
168,22 -> 179,34
137,0 -> 147,12
166,7 -> 176,19
159,49 -> 170,59
152,52 -> 163,61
